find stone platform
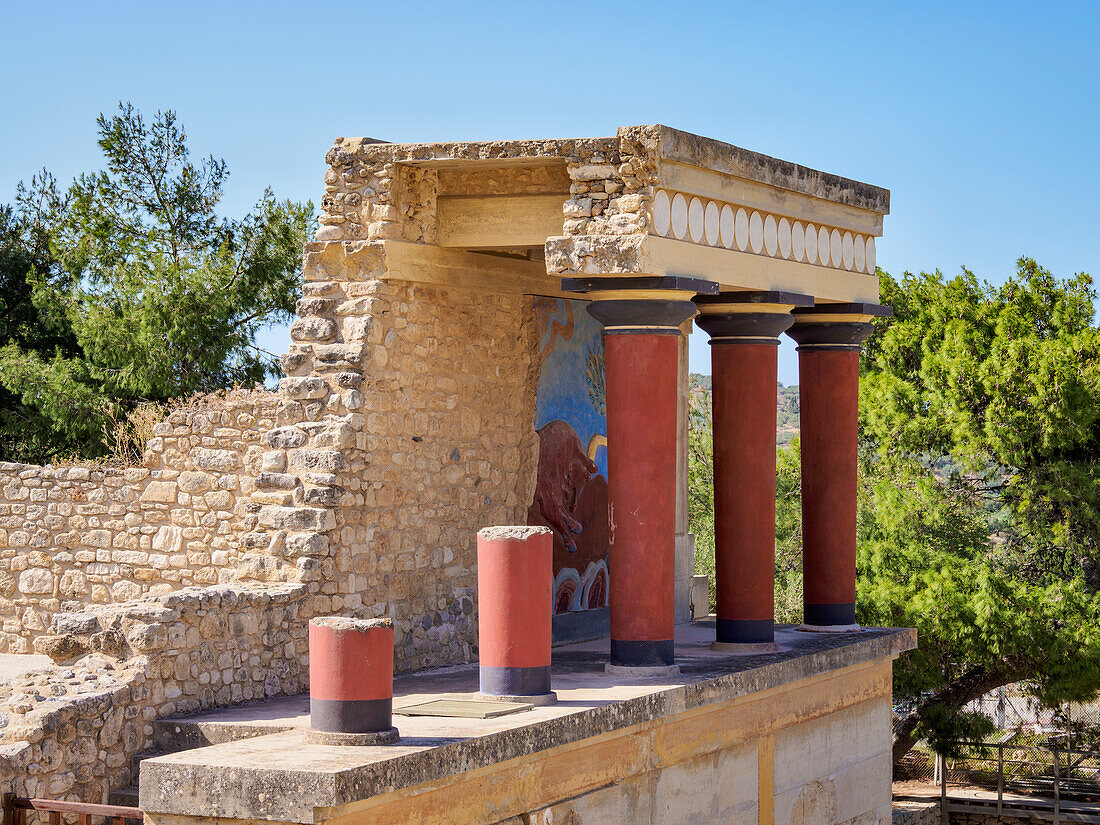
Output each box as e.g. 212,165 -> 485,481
139,620 -> 914,825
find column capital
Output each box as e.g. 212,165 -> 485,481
786,302 -> 892,350
562,275 -> 716,335
694,290 -> 814,345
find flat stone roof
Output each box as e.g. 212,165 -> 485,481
139,620 -> 915,823
328,124 -> 890,215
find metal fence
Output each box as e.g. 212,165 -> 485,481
894,685 -> 1100,791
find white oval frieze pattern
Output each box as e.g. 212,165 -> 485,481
649,189 -> 879,274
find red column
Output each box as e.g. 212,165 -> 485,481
477,525 -> 555,703
604,331 -> 679,668
695,292 -> 812,649
797,348 -> 860,627
787,302 -> 890,631
307,616 -> 399,745
564,275 -> 714,673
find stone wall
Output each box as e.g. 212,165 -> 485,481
893,800 -> 940,825
0,582 -> 307,803
0,391 -> 283,654
1,242 -> 541,673
261,239 -> 540,671
949,811 -> 1052,825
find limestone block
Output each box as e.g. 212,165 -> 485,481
18,568 -> 55,595
257,473 -> 299,491
311,423 -> 355,449
569,163 -> 618,181
178,472 -> 212,493
295,297 -> 336,316
257,506 -> 336,532
141,482 -> 178,503
310,343 -> 366,368
343,317 -> 373,341
110,581 -> 142,602
58,570 -> 88,597
153,525 -> 184,554
288,450 -> 347,474
265,427 -> 307,449
278,377 -> 329,401
85,529 -> 114,548
126,622 -> 168,652
290,317 -> 337,343
303,486 -> 340,507
190,449 -> 241,473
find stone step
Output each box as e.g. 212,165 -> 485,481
130,749 -> 166,777
151,693 -> 308,753
107,786 -> 139,808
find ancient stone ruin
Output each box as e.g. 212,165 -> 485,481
0,125 -> 913,825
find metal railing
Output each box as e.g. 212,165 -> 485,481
926,736 -> 1100,825
1,795 -> 142,825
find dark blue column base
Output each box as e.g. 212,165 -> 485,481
803,602 -> 856,626
480,665 -> 551,697
310,697 -> 392,734
716,618 -> 775,644
610,638 -> 675,668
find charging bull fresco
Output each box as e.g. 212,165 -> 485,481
528,298 -> 610,615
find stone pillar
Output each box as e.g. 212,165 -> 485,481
306,616 -> 399,745
477,525 -> 556,704
563,276 -> 716,674
786,303 -> 891,632
695,291 -> 813,651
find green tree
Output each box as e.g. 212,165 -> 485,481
859,259 -> 1100,763
0,103 -> 314,462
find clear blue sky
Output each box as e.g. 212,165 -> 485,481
3,1 -> 1097,384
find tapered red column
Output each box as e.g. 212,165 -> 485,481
787,303 -> 891,631
563,275 -> 716,673
695,292 -> 813,650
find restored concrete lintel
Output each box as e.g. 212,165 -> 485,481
545,235 -> 881,303
649,125 -> 891,215
138,624 -> 914,823
348,240 -> 574,298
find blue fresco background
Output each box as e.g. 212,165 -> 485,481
533,299 -> 607,478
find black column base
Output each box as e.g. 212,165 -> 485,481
479,665 -> 551,697
803,602 -> 856,626
310,697 -> 392,734
610,638 -> 675,668
716,618 -> 775,644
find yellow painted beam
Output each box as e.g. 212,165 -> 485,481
759,735 -> 775,825
436,194 -> 565,248
381,241 -> 573,299
642,236 -> 882,303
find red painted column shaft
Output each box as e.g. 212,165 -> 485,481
477,526 -> 553,698
308,616 -> 396,740
605,332 -> 679,667
712,343 -> 777,643
798,348 -> 860,626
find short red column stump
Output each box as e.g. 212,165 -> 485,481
306,616 -> 400,745
477,526 -> 556,705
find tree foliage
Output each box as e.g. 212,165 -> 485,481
859,259 -> 1100,762
0,103 -> 314,462
687,259 -> 1100,765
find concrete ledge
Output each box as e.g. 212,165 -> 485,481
139,621 -> 915,823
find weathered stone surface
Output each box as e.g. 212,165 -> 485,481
290,317 -> 338,343
18,568 -> 55,595
135,626 -> 914,823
